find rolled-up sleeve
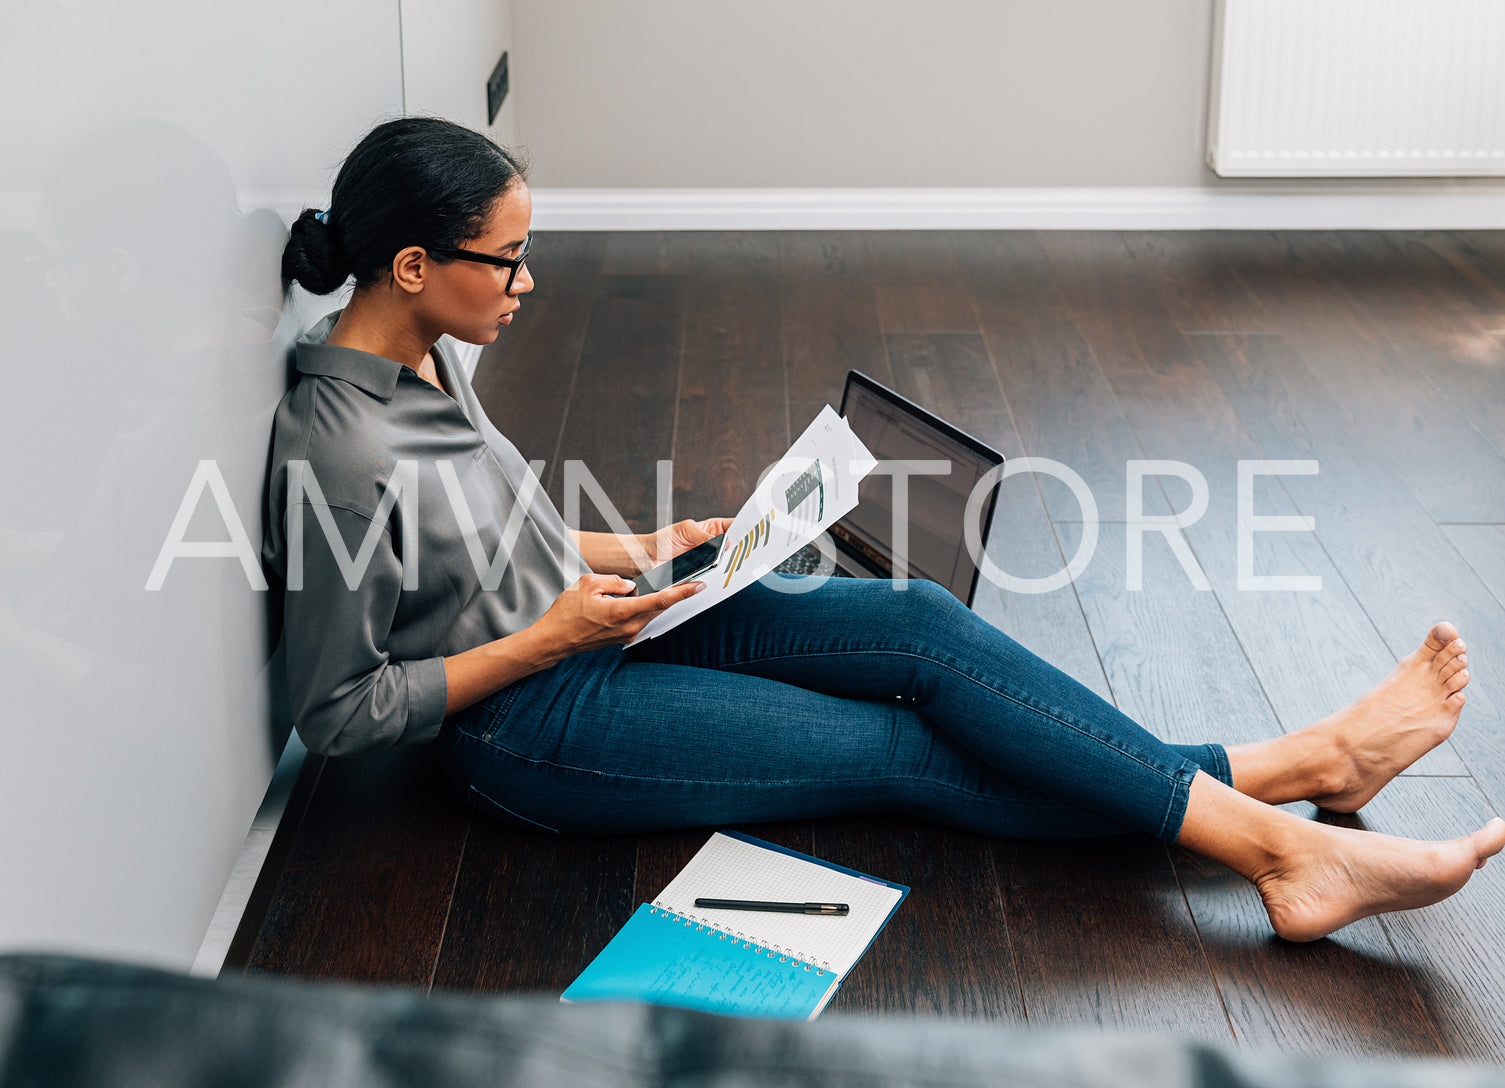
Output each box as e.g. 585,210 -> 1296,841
281,502 -> 448,757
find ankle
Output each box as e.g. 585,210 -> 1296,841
1299,722 -> 1354,802
1227,728 -> 1343,806
1242,810 -> 1308,886
1176,772 -> 1305,881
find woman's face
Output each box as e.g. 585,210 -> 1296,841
422,181 -> 535,345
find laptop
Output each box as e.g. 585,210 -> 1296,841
775,371 -> 1005,608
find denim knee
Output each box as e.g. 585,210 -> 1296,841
887,576 -> 959,620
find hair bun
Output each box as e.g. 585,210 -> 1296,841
280,207 -> 350,295
280,118 -> 529,294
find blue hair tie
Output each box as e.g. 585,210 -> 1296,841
315,209 -> 330,225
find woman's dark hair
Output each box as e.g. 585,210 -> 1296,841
281,117 -> 529,295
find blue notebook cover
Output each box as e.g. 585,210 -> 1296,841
560,903 -> 841,1019
560,831 -> 908,1020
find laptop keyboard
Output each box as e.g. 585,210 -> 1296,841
772,543 -> 856,577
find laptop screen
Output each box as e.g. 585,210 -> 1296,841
838,374 -> 1003,603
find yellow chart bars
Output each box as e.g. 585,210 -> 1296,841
721,509 -> 776,587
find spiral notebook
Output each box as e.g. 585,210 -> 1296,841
560,830 -> 908,1020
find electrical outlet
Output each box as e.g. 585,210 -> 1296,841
486,51 -> 509,126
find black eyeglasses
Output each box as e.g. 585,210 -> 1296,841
429,234 -> 533,293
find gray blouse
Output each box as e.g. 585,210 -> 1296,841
262,311 -> 588,757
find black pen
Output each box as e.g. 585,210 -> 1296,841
695,898 -> 849,915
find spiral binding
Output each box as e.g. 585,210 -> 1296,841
649,902 -> 834,974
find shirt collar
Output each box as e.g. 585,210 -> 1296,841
295,341 -> 405,399
293,309 -> 407,401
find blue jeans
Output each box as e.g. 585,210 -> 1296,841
435,575 -> 1233,842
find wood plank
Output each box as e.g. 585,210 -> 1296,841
1175,331 -> 1467,776
244,746 -> 469,987
1102,234 -> 1470,770
1427,231 -> 1505,321
550,274 -> 685,531
600,230 -> 693,276
866,231 -> 978,334
1292,231 -> 1505,472
1101,238 -> 1451,751
779,231 -> 890,433
949,229 -> 1075,320
814,814 -> 1026,1021
864,230 -> 967,288
993,835 -> 1230,1041
875,284 -> 979,334
472,231 -> 604,491
1035,231 -> 1200,395
881,332 -> 1003,451
1119,230 -> 1275,333
1359,776 -> 1505,1060
956,231 -> 1172,522
1052,230 -> 1251,508
671,232 -> 789,519
1226,231 -> 1505,523
1037,231 -> 1229,520
1191,317 -> 1494,786
1071,521 -> 1280,750
431,821 -> 637,995
981,310 -> 1170,522
1441,524 -> 1505,612
688,229 -> 780,277
1393,232 -> 1505,326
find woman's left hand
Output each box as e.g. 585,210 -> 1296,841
642,517 -> 734,565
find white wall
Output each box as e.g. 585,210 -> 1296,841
402,0 -> 517,148
510,0 -> 1505,199
513,0 -> 1209,188
401,0 -> 518,377
0,0 -> 403,971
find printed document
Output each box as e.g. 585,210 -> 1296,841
627,405 -> 877,645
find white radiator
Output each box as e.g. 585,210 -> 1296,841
1208,0 -> 1505,177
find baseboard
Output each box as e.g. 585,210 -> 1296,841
13,186 -> 1503,237
191,732 -> 319,978
529,185 -> 1505,231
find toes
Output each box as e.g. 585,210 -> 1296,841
1435,641 -> 1468,670
1425,621 -> 1460,654
1439,654 -> 1469,684
1474,817 -> 1505,859
1446,690 -> 1467,711
1447,667 -> 1471,695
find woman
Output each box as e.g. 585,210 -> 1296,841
267,117 -> 1504,944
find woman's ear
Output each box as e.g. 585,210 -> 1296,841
389,245 -> 428,295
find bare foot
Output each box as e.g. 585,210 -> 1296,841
1256,817 -> 1505,942
1304,622 -> 1470,813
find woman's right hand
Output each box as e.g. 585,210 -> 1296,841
537,573 -> 706,658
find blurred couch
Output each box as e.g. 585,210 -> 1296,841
2,952 -> 1503,1087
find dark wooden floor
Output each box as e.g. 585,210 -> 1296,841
236,229 -> 1505,1061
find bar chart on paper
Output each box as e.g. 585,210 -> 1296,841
720,509 -> 777,586
785,460 -> 826,525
